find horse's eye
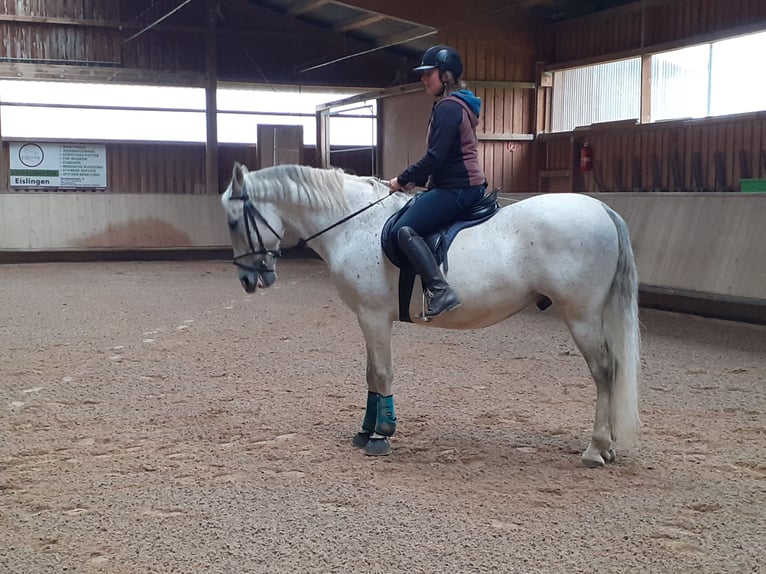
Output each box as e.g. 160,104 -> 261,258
228,219 -> 238,230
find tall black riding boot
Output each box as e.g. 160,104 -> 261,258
397,226 -> 461,319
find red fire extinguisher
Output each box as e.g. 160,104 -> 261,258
579,142 -> 593,172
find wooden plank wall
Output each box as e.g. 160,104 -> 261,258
0,1 -> 405,86
108,143 -> 205,194
440,33 -> 536,192
538,112 -> 766,193
0,1 -> 202,72
0,0 -> 117,19
538,0 -> 766,193
543,0 -> 766,66
547,0 -> 766,66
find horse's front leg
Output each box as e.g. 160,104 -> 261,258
351,310 -> 395,456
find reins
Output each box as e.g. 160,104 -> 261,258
291,192 -> 390,250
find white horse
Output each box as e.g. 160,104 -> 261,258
221,163 -> 640,467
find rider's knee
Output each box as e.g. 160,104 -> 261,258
396,226 -> 416,245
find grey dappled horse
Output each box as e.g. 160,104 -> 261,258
221,163 -> 640,467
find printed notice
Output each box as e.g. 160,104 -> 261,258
9,142 -> 107,189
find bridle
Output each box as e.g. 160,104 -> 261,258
229,190 -> 390,274
229,196 -> 283,274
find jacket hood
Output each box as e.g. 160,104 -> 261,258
451,89 -> 482,117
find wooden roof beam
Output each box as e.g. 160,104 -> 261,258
334,13 -> 384,33
287,0 -> 332,17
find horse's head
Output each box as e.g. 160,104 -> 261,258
221,162 -> 285,293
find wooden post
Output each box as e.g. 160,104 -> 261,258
205,0 -> 219,195
640,54 -> 652,124
375,99 -> 383,177
316,109 -> 330,168
0,95 -> 4,192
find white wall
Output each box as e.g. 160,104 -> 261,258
0,193 -> 229,250
499,192 -> 765,303
597,193 -> 765,301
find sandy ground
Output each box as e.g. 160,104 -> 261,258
1,259 -> 765,574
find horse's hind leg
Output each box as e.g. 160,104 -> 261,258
568,318 -> 616,468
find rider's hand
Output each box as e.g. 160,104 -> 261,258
388,177 -> 402,194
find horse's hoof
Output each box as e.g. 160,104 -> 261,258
581,454 -> 605,468
601,447 -> 616,463
352,432 -> 370,449
364,437 -> 392,456
581,447 -> 605,468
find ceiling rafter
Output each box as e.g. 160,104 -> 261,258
287,0 -> 332,17
334,13 -> 384,32
243,0 -> 437,74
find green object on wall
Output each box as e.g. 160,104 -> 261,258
740,179 -> 766,192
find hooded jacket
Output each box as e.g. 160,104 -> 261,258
396,89 -> 486,190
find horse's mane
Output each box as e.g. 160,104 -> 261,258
245,164 -> 388,210
244,164 -> 343,210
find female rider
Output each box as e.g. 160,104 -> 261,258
388,45 -> 487,320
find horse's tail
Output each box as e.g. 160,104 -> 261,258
602,205 -> 641,446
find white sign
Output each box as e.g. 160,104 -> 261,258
9,142 -> 107,189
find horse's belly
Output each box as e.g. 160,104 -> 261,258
405,267 -> 537,330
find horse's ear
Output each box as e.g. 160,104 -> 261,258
231,162 -> 246,198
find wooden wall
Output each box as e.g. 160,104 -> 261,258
538,112 -> 766,193
4,1 -> 766,196
443,34 -> 536,192
537,0 -> 766,195
380,90 -> 434,184
0,1 -> 195,71
0,140 -> 377,196
0,0 -> 413,87
0,140 -> 377,253
382,18 -> 538,192
546,0 -> 766,67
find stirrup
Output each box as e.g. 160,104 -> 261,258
420,290 -> 429,321
419,288 -> 461,321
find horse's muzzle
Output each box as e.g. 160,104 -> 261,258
238,269 -> 277,292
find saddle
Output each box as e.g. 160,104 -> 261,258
381,189 -> 500,322
381,189 -> 500,273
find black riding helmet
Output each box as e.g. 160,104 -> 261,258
413,45 -> 463,81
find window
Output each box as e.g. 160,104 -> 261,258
552,58 -> 640,132
0,81 -> 376,146
710,32 -> 766,116
651,45 -> 710,121
550,29 -> 766,131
